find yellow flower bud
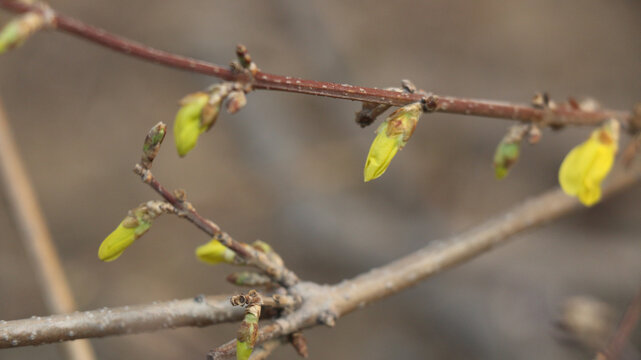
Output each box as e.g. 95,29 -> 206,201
363,102 -> 422,182
98,219 -> 151,262
174,92 -> 209,157
195,239 -> 237,264
559,120 -> 620,206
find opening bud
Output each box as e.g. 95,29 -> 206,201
363,102 -> 422,182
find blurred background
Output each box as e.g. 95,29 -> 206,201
1,0 -> 640,359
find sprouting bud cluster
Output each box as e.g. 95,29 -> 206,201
174,82 -> 249,157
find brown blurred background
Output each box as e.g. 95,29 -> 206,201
1,0 -> 640,359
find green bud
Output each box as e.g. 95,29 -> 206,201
493,142 -> 520,179
0,21 -> 20,54
0,13 -> 46,54
493,124 -> 529,180
236,341 -> 253,360
141,122 -> 167,168
226,271 -> 272,287
236,310 -> 259,360
174,92 -> 209,157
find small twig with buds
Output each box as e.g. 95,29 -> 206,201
133,123 -> 300,287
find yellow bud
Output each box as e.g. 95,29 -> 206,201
98,220 -> 150,262
559,120 -> 620,206
195,239 -> 237,264
363,102 -> 422,182
174,92 -> 209,157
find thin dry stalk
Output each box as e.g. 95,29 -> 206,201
0,100 -> 96,359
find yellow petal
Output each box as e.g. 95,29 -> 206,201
195,240 -> 236,264
174,93 -> 209,157
559,122 -> 618,207
364,122 -> 401,182
98,222 -> 150,262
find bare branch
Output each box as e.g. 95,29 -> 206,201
209,167 -> 641,358
0,100 -> 96,359
0,295 -> 243,348
0,0 -> 631,128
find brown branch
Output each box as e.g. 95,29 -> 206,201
0,294 -> 243,348
598,286 -> 641,360
0,100 -> 96,359
208,167 -> 641,359
0,0 -> 631,128
133,164 -> 300,287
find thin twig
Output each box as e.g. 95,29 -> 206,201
598,286 -> 641,360
133,164 -> 300,287
0,100 -> 96,359
208,167 -> 641,358
0,295 -> 243,348
0,0 -> 631,128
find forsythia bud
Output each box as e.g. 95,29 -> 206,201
493,124 -> 529,179
559,119 -> 620,207
98,202 -> 170,262
493,142 -> 520,179
0,12 -> 45,54
98,215 -> 151,262
195,239 -> 237,264
236,306 -> 260,360
141,122 -> 167,168
363,102 -> 422,182
174,92 -> 209,157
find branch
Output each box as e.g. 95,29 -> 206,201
208,167 -> 641,358
0,295 -> 243,348
0,100 -> 96,359
1,167 -> 638,352
598,286 -> 641,360
0,0 -> 632,128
